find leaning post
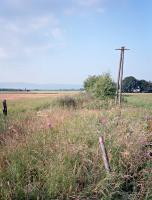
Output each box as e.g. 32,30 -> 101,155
99,136 -> 111,173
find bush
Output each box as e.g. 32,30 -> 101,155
53,93 -> 93,109
54,96 -> 77,108
84,73 -> 116,99
84,75 -> 99,93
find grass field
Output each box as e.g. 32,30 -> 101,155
125,93 -> 152,109
0,91 -> 79,100
0,93 -> 152,199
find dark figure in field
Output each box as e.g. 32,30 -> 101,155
2,99 -> 7,116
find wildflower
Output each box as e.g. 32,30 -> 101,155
47,122 -> 52,129
99,117 -> 108,125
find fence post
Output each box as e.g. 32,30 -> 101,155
2,99 -> 7,116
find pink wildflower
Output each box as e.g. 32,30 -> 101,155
99,117 -> 108,125
47,122 -> 52,128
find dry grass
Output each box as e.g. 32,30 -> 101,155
0,93 -> 152,199
0,91 -> 78,100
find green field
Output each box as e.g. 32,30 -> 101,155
0,93 -> 152,199
125,93 -> 152,109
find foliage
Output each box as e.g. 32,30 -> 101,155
122,76 -> 138,92
53,96 -> 77,108
138,80 -> 152,92
84,73 -> 116,99
53,93 -> 94,109
84,75 -> 99,93
123,76 -> 152,92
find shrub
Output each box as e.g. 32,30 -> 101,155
54,96 -> 77,108
84,75 -> 99,93
84,73 -> 116,99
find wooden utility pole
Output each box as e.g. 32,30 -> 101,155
115,47 -> 129,105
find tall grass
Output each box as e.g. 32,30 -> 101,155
0,93 -> 152,199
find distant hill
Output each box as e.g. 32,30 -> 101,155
0,82 -> 82,90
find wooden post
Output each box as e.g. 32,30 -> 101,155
2,99 -> 7,116
115,47 -> 129,106
99,136 -> 111,173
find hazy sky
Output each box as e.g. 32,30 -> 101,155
0,0 -> 151,84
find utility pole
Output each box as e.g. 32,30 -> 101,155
115,46 -> 129,106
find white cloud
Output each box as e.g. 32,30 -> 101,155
0,47 -> 8,59
30,16 -> 50,30
0,0 -> 106,61
23,44 -> 54,56
1,0 -> 106,18
2,14 -> 59,33
29,15 -> 59,30
51,27 -> 63,39
96,7 -> 105,14
64,0 -> 105,16
5,0 -> 28,9
64,7 -> 75,16
74,0 -> 104,7
5,23 -> 24,34
0,13 -> 65,60
76,0 -> 100,7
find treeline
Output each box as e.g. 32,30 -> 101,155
122,76 -> 152,93
0,88 -> 83,92
0,88 -> 25,91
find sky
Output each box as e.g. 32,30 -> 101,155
0,0 -> 152,85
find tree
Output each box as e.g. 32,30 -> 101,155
139,80 -> 152,92
84,73 -> 116,99
147,81 -> 152,92
138,80 -> 149,92
122,76 -> 138,92
122,76 -> 152,93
